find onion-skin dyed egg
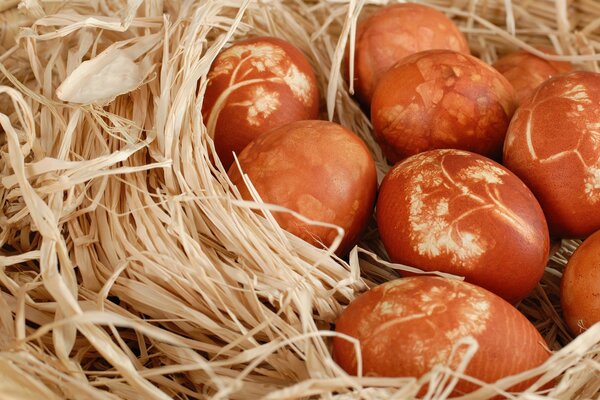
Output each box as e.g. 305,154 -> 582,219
503,71 -> 600,238
202,37 -> 320,168
493,49 -> 573,105
376,149 -> 549,303
349,3 -> 469,107
561,230 -> 600,336
333,276 -> 551,394
371,50 -> 517,164
227,120 -> 377,255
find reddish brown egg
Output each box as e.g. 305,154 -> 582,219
202,37 -> 320,168
493,48 -> 573,105
561,230 -> 600,336
371,50 -> 517,164
503,71 -> 600,238
376,149 -> 549,303
349,3 -> 469,107
227,120 -> 377,255
333,277 -> 551,394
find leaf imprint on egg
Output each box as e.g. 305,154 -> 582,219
363,279 -> 491,370
525,83 -> 600,203
402,151 -> 534,266
229,86 -> 281,126
206,42 -> 312,137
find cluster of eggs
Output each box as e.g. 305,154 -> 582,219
202,37 -> 377,256
202,2 -> 600,394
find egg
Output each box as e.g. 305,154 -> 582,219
202,37 -> 320,168
333,277 -> 551,394
227,120 -> 377,255
493,48 -> 573,105
561,230 -> 600,336
376,149 -> 549,303
503,71 -> 600,238
349,3 -> 469,107
371,50 -> 517,164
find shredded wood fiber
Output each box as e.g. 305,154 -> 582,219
0,0 -> 599,399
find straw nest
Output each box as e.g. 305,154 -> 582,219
0,0 -> 599,399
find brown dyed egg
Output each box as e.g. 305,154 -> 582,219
376,149 -> 549,303
333,277 -> 551,394
202,37 -> 320,168
349,3 -> 469,107
503,71 -> 600,238
371,50 -> 517,164
561,230 -> 600,336
227,120 -> 377,255
493,48 -> 573,105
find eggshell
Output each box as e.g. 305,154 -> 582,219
227,120 -> 377,255
202,37 -> 320,168
503,71 -> 600,238
561,230 -> 600,336
493,48 -> 573,105
376,149 -> 549,303
349,3 -> 470,107
371,50 -> 517,164
333,277 -> 551,394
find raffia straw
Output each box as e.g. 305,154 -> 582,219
0,0 -> 17,13
1,0 -> 600,399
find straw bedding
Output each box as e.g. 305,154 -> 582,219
0,0 -> 599,398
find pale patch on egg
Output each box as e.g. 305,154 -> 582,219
560,84 -> 592,104
435,199 -> 449,216
282,63 -> 312,105
587,122 -> 600,146
209,59 -> 236,79
416,80 -> 444,108
230,86 -> 281,126
413,344 -> 427,371
296,193 -> 336,222
447,149 -> 472,157
428,348 -> 451,369
378,103 -> 423,137
444,297 -> 490,341
250,59 -> 267,72
247,90 -> 280,126
420,292 -> 433,303
375,300 -> 405,316
448,36 -> 460,50
459,160 -> 507,184
408,182 -> 485,266
584,166 -> 600,203
416,57 -> 436,77
384,279 -> 420,295
451,66 -> 463,77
